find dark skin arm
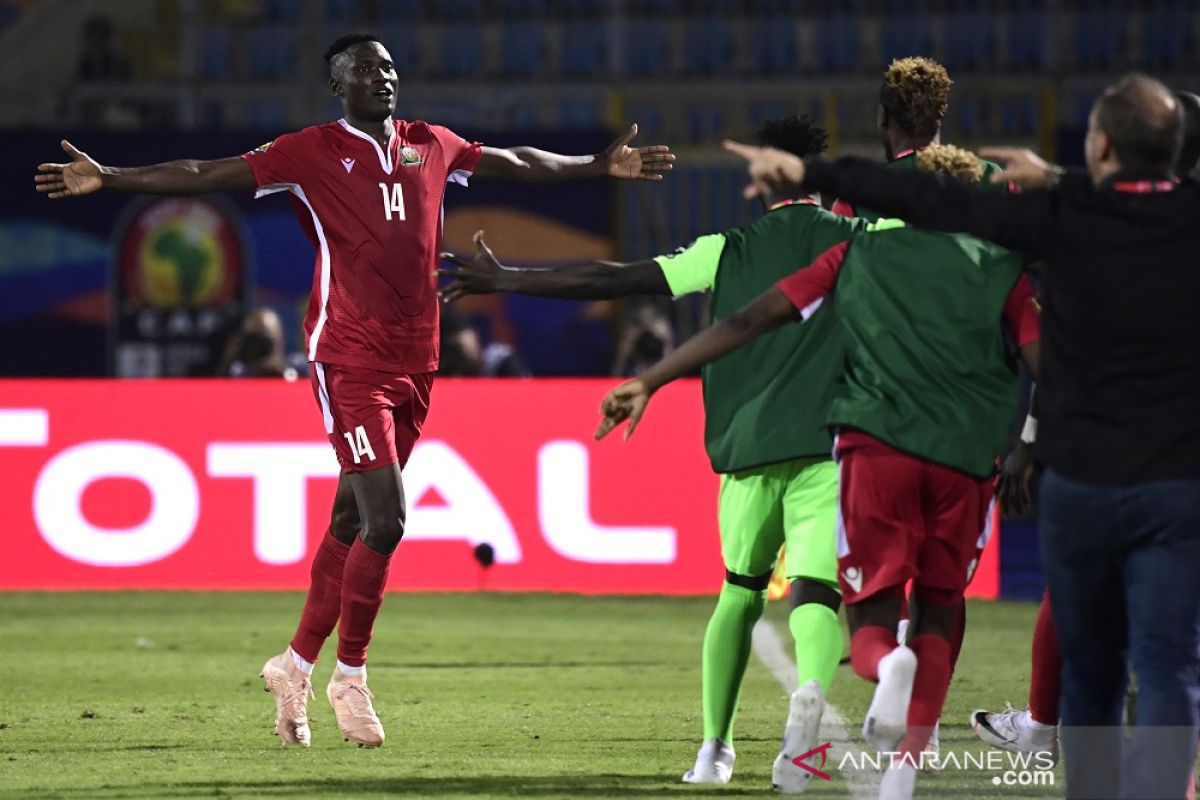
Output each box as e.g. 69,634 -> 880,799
595,286 -> 797,440
439,231 -> 670,302
35,140 -> 256,198
473,124 -> 674,183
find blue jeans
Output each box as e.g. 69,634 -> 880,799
1041,469 -> 1200,800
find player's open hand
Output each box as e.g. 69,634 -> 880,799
724,140 -> 806,200
595,379 -> 650,441
439,230 -> 507,302
996,440 -> 1037,517
602,124 -> 675,181
35,140 -> 103,199
980,147 -> 1059,191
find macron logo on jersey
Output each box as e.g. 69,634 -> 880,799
841,566 -> 863,594
341,157 -> 355,174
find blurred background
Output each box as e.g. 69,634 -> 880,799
0,0 -> 1196,382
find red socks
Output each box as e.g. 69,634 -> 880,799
336,538 -> 392,668
1028,589 -> 1062,726
900,633 -> 953,756
949,600 -> 966,672
290,529 -> 351,663
851,625 -> 897,682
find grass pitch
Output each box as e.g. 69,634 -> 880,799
0,593 -> 1059,799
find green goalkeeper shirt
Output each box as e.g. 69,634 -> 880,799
654,200 -> 865,473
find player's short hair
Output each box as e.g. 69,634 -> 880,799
324,33 -> 382,67
1173,91 -> 1200,177
757,115 -> 830,159
915,144 -> 984,184
880,57 -> 952,139
1094,74 -> 1182,172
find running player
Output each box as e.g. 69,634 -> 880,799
597,145 -> 1040,800
34,33 -> 673,749
442,115 -> 864,792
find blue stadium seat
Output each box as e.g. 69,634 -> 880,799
377,0 -> 425,14
436,0 -> 485,17
325,0 -> 363,25
501,21 -> 548,77
497,0 -> 550,13
247,25 -> 295,80
816,13 -> 857,72
683,17 -> 732,75
374,23 -> 422,74
562,22 -> 608,77
264,0 -> 302,21
558,99 -> 604,128
201,25 -> 232,79
1008,7 -> 1050,69
1143,0 -> 1192,69
1075,6 -> 1124,69
438,23 -> 484,77
627,103 -> 663,140
751,15 -> 796,75
882,11 -> 932,66
625,20 -> 670,76
245,100 -> 286,130
561,0 -> 616,13
686,103 -> 723,143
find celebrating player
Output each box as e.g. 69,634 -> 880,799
443,116 -> 863,792
35,33 -> 674,749
598,145 -> 1039,800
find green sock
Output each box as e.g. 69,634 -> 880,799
789,602 -> 844,693
701,582 -> 766,744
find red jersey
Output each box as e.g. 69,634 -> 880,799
242,119 -> 482,373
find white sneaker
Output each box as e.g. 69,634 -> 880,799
772,680 -> 826,794
682,738 -> 735,784
863,646 -> 916,753
879,761 -> 917,800
921,721 -> 941,773
970,705 -> 1058,764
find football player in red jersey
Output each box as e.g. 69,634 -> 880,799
35,33 -> 674,749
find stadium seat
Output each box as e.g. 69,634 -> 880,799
561,21 -> 608,77
497,0 -> 551,14
374,23 -> 422,74
377,0 -> 425,14
201,25 -> 232,79
625,19 -> 671,76
686,103 -> 723,143
558,99 -> 604,128
816,13 -> 857,72
245,100 -> 286,129
683,17 -> 732,75
1143,0 -> 1191,68
247,25 -> 295,80
325,0 -> 363,25
264,0 -> 302,21
501,21 -> 548,77
751,15 -> 797,75
436,0 -> 485,18
438,23 -> 484,77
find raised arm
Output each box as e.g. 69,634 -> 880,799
595,286 -> 798,441
472,124 -> 674,183
35,140 -> 256,199
722,140 -> 1057,258
440,232 -> 669,301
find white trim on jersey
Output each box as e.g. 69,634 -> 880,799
314,363 -> 335,434
338,118 -> 395,173
799,296 -> 825,321
448,168 -> 472,187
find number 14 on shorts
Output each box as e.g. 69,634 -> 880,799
343,425 -> 377,465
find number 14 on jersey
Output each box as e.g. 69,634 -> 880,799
378,182 -> 406,221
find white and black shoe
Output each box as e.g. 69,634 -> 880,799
970,705 -> 1059,764
682,738 -> 735,784
772,680 -> 825,794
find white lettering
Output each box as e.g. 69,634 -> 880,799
0,409 -> 48,446
33,441 -> 198,566
207,443 -> 339,565
378,182 -> 406,221
537,440 -> 675,564
403,441 -> 521,563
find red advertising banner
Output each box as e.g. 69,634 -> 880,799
0,379 -> 999,597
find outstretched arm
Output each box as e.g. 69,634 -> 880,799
722,140 -> 1058,258
440,232 -> 669,301
595,286 -> 798,440
35,139 -> 255,199
473,124 -> 674,183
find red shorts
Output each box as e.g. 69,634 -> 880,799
834,430 -> 995,605
311,363 -> 433,473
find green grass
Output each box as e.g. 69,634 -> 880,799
0,593 -> 1059,799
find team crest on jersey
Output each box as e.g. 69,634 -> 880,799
400,146 -> 423,166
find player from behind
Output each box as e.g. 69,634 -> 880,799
442,115 -> 864,792
834,56 -> 1005,221
35,33 -> 673,749
597,145 -> 1040,800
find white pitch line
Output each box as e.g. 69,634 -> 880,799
752,619 -> 878,800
